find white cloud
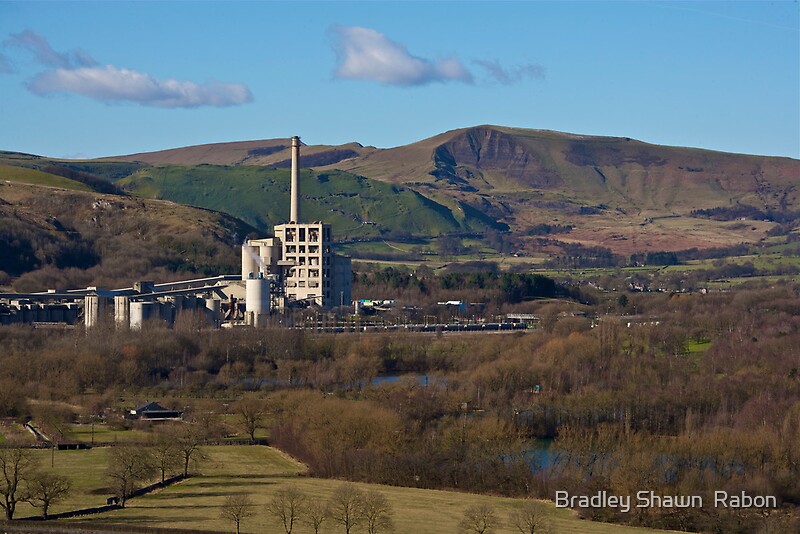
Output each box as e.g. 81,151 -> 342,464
6,30 -> 253,108
0,52 -> 13,74
28,65 -> 253,108
473,59 -> 546,85
6,29 -> 96,68
331,26 -> 473,86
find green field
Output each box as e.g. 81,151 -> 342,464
66,424 -> 154,445
4,446 -> 676,533
685,339 -> 711,354
0,163 -> 92,191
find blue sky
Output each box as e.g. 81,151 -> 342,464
0,1 -> 797,159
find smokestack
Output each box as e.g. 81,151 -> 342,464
290,135 -> 300,223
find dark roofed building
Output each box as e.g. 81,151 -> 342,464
127,401 -> 182,421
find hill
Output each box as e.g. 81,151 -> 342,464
321,126 -> 799,254
104,138 -> 376,168
116,165 -> 503,237
0,181 -> 255,292
2,445 -> 670,534
101,126 -> 799,254
3,125 -> 798,259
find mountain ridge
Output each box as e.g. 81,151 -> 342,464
2,125 -> 798,256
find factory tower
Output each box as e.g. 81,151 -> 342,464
241,136 -> 351,324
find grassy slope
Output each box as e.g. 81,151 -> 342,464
24,446 -> 675,534
0,163 -> 92,191
118,165 -> 487,237
0,152 -> 144,186
0,182 -> 256,288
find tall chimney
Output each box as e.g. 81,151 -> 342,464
290,135 -> 300,223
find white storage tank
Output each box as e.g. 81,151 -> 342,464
130,301 -> 159,330
242,245 -> 261,280
205,298 -> 221,325
259,242 -> 280,268
114,296 -> 130,328
245,275 -> 270,326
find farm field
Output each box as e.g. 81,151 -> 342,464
8,445 -> 677,534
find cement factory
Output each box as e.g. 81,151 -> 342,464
0,136 -> 352,329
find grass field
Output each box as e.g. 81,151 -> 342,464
67,424 -> 154,444
685,339 -> 711,354
7,445 -> 677,534
0,163 -> 92,191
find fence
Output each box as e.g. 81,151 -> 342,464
17,474 -> 189,522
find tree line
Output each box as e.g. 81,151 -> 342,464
0,281 -> 798,531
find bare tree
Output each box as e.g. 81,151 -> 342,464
304,498 -> 329,534
25,472 -> 72,519
0,446 -> 37,520
235,398 -> 265,444
328,483 -> 366,534
173,422 -> 205,476
35,405 -> 73,444
509,501 -> 552,534
151,432 -> 181,483
33,404 -> 74,468
266,486 -> 306,534
220,493 -> 255,534
363,490 -> 394,534
107,444 -> 155,507
459,503 -> 499,534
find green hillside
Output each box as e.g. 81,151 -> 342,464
0,151 -> 139,194
0,163 -> 92,191
118,165 -> 501,238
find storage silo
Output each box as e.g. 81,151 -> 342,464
130,301 -> 159,330
258,239 -> 281,269
246,274 -> 270,327
242,244 -> 261,280
205,298 -> 221,326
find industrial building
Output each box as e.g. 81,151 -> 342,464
239,136 -> 352,326
0,135 -> 352,329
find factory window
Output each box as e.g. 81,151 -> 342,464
309,245 -> 319,254
288,282 -> 297,288
323,227 -> 330,240
299,257 -> 306,265
324,280 -> 330,288
310,257 -> 319,266
286,256 -> 296,263
299,228 -> 306,241
288,293 -> 295,300
286,245 -> 296,253
297,269 -> 305,277
299,281 -> 306,287
324,269 -> 330,278
309,229 -> 319,242
324,257 -> 330,266
324,246 -> 331,254
299,245 -> 305,253
309,281 -> 319,288
286,229 -> 295,242
309,269 -> 319,277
